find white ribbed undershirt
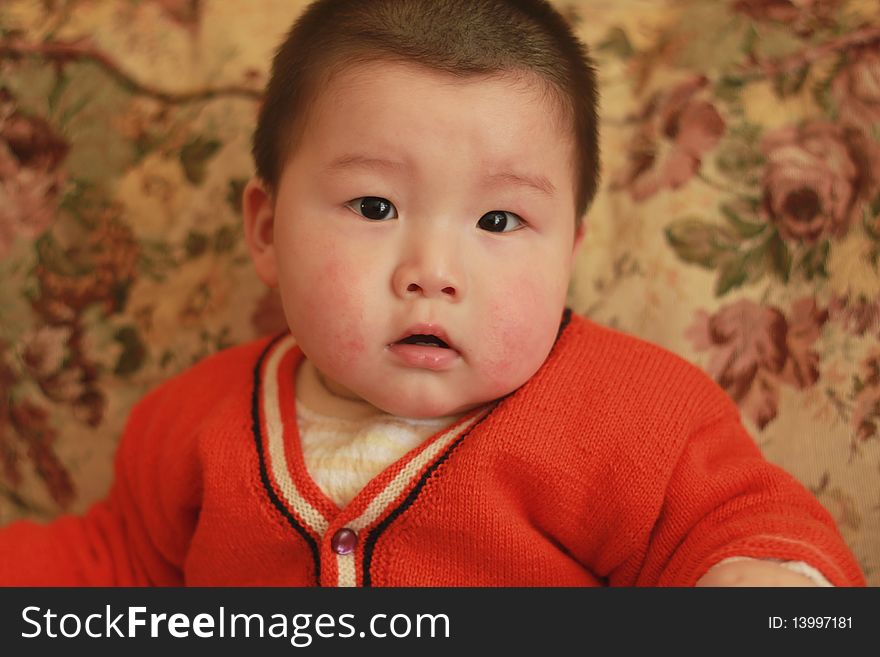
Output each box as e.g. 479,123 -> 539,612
296,400 -> 453,507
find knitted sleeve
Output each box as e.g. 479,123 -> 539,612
0,382 -> 202,586
624,412 -> 866,587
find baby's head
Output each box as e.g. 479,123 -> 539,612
243,0 -> 599,418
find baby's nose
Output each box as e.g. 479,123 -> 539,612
405,279 -> 457,298
394,264 -> 459,299
392,241 -> 463,301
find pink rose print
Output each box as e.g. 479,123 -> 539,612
760,122 -> 880,244
614,76 -> 725,201
687,297 -> 827,428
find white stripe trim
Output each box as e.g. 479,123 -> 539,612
348,407 -> 491,533
263,335 -> 329,537
337,554 -> 357,587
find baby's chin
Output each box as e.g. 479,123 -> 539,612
360,387 -> 498,420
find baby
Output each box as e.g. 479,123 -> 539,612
0,0 -> 865,586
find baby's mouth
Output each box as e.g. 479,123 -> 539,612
388,327 -> 461,371
396,334 -> 451,349
390,323 -> 458,353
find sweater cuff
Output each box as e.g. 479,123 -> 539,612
714,556 -> 834,587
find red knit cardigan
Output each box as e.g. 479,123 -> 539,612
0,310 -> 865,586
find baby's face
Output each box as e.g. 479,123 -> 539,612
249,60 -> 583,418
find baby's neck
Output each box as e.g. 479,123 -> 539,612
295,358 -> 387,421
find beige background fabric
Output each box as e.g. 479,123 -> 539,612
1,0 -> 878,584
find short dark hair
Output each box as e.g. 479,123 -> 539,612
252,0 -> 600,221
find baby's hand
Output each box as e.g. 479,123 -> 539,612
695,559 -> 818,587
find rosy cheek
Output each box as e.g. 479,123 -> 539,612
291,257 -> 367,366
331,327 -> 366,363
478,279 -> 558,389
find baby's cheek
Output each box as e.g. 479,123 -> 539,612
479,281 -> 559,389
292,258 -> 367,366
322,315 -> 366,368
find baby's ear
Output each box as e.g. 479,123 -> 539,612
243,177 -> 279,287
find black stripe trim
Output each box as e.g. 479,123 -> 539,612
250,334 -> 321,586
361,408 -> 495,587
360,307 -> 574,586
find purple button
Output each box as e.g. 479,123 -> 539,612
331,528 -> 358,555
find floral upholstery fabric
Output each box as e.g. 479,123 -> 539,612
1,0 -> 878,584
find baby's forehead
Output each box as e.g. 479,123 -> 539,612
315,57 -> 572,130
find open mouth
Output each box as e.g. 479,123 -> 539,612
389,325 -> 460,370
397,334 -> 451,349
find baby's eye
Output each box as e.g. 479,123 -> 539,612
477,210 -> 524,233
345,196 -> 398,221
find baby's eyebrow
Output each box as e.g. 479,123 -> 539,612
324,154 -> 407,174
484,170 -> 556,198
323,153 -> 556,198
